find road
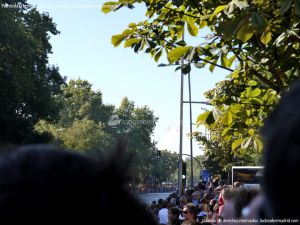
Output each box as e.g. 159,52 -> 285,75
134,192 -> 173,205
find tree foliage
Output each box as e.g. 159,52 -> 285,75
35,79 -> 114,152
103,0 -> 300,170
0,0 -> 66,144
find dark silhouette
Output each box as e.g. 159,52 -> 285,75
262,79 -> 300,221
0,142 -> 158,223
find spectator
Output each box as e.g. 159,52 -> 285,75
182,203 -> 198,222
168,207 -> 182,225
261,78 -> 300,221
0,143 -> 158,224
241,78 -> 300,223
158,200 -> 169,225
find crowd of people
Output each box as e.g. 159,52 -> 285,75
147,180 -> 259,225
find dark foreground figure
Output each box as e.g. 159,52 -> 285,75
0,143 -> 158,224
262,78 -> 300,221
242,79 -> 300,224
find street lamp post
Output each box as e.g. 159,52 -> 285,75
188,72 -> 193,188
178,49 -> 184,197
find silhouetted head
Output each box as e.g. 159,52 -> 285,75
0,143 -> 157,223
263,79 -> 300,219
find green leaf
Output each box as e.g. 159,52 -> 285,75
280,0 -> 293,15
250,88 -> 261,97
194,62 -> 205,68
175,40 -> 186,46
197,111 -> 211,124
237,25 -> 254,42
209,58 -> 218,72
234,0 -> 249,9
261,31 -> 272,45
212,107 -> 222,120
133,41 -> 142,52
122,29 -> 133,35
197,111 -> 215,125
221,54 -> 235,68
250,13 -> 267,31
254,137 -> 263,153
182,64 -> 191,74
232,138 -> 245,150
111,34 -> 126,47
227,55 -> 236,68
221,127 -> 230,136
229,104 -> 242,114
295,0 -> 300,16
186,18 -> 199,36
241,137 -> 252,149
128,23 -> 136,28
221,54 -> 229,67
250,97 -> 264,105
101,2 -> 121,14
168,46 -> 192,63
248,80 -> 257,86
217,18 -> 243,40
211,5 -> 227,19
124,38 -> 140,48
154,49 -> 162,62
248,129 -> 255,136
224,111 -> 233,125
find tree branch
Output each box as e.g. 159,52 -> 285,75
249,69 -> 281,93
163,6 -> 201,19
198,57 -> 234,72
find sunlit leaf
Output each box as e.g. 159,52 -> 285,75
197,111 -> 210,124
250,88 -> 261,97
232,138 -> 245,150
111,34 -> 126,47
101,2 -> 122,14
254,137 -> 263,153
237,25 -> 254,43
209,58 -> 218,72
211,5 -> 227,19
241,137 -> 252,149
261,31 -> 272,45
168,46 -> 192,63
154,49 -> 162,62
124,38 -> 140,48
222,127 -> 230,136
248,129 -> 255,136
186,18 -> 199,36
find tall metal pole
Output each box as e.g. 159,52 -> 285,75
178,27 -> 184,197
188,72 -> 194,188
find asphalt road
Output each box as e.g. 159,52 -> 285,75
134,192 -> 173,205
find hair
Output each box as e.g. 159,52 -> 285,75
183,203 -> 198,220
0,143 -> 157,223
232,188 -> 259,218
262,79 -> 300,219
169,207 -> 180,217
221,187 -> 235,201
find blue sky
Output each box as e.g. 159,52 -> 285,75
28,0 -> 227,156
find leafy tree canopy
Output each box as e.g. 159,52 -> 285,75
0,0 -> 66,144
102,0 -> 300,170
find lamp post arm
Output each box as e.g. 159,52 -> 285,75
181,154 -> 203,170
